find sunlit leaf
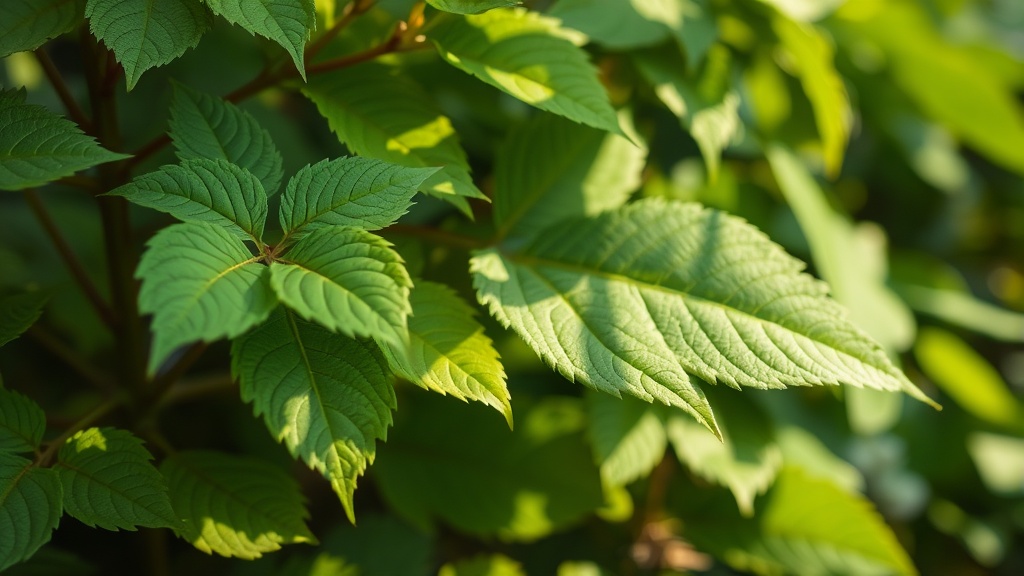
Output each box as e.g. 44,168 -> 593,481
586,392 -> 667,486
427,0 -> 520,14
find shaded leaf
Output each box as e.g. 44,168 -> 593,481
586,392 -> 667,486
428,0 -> 520,14
0,453 -> 62,572
0,0 -> 83,58
232,309 -> 395,522
0,291 -> 48,348
204,0 -> 315,79
548,0 -> 671,50
439,554 -> 526,576
0,388 -> 46,455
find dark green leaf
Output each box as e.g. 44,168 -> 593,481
0,291 -> 47,348
0,388 -> 46,455
0,453 -> 62,572
0,0 -> 83,58
204,0 -> 315,79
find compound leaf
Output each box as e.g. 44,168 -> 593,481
0,291 -> 48,348
0,0 -> 83,58
270,227 -> 411,346
137,223 -> 277,374
231,309 -> 396,522
428,8 -> 620,134
0,453 -> 62,573
427,0 -> 520,15
472,199 -> 936,437
0,90 -> 128,191
85,0 -> 211,90
168,83 -> 284,195
378,281 -> 511,426
108,159 -> 269,243
586,391 -> 667,487
161,450 -> 315,559
280,157 -> 437,237
204,0 -> 315,79
55,427 -> 177,531
0,388 -> 46,455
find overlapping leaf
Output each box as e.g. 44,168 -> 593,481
548,0 -> 671,49
303,63 -> 484,214
280,157 -> 436,236
85,0 -> 211,90
55,427 -> 177,531
428,0 -> 520,14
0,291 -> 48,348
586,392 -> 667,486
161,450 -> 315,559
0,453 -> 62,573
168,83 -> 285,195
378,281 -> 511,425
428,8 -> 620,134
108,159 -> 269,242
0,90 -> 128,191
204,0 -> 315,79
231,309 -> 396,522
0,0 -> 83,58
137,223 -> 277,374
472,199 -> 936,437
0,388 -> 46,454
270,226 -> 411,345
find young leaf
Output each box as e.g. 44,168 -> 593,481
161,450 -> 316,559
270,227 -> 411,345
0,90 -> 128,191
85,0 -> 211,90
0,0 -> 84,58
472,199 -> 937,438
137,222 -> 277,374
231,309 -> 396,522
279,157 -> 437,237
168,83 -> 285,195
427,8 -> 621,134
586,392 -> 667,487
0,388 -> 46,454
0,291 -> 48,348
55,427 -> 177,531
107,159 -> 269,243
0,453 -> 62,573
427,0 -> 520,15
303,63 -> 484,214
204,0 -> 315,80
377,281 -> 511,426
494,112 -> 646,242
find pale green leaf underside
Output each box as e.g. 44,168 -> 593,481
231,309 -> 396,522
137,223 -> 277,374
586,391 -> 667,487
108,158 -> 269,242
428,8 -> 620,134
168,83 -> 284,195
303,64 -> 484,215
161,450 -> 315,559
0,388 -> 46,454
0,453 -> 62,573
472,199 -> 935,437
204,0 -> 315,79
0,290 -> 48,348
0,0 -> 82,58
427,0 -> 520,15
0,90 -> 128,191
85,0 -> 211,90
55,427 -> 177,531
271,226 -> 411,345
280,156 -> 437,236
378,281 -> 511,426
495,112 -> 645,242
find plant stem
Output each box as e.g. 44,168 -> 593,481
27,325 -> 115,393
386,223 -> 487,250
34,48 -> 92,132
149,343 -> 208,404
304,0 -> 367,62
22,189 -> 117,329
161,373 -> 237,406
36,395 -> 124,466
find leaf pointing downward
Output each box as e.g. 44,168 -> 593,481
204,0 -> 315,80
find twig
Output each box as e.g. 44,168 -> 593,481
149,343 -> 208,402
304,0 -> 369,62
34,48 -> 93,132
161,373 -> 237,406
36,395 -> 124,466
27,325 -> 115,393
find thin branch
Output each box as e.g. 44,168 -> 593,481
149,343 -> 208,402
34,48 -> 92,132
27,325 -> 116,393
22,189 -> 117,329
386,223 -> 487,250
305,32 -> 403,76
303,0 -> 368,62
161,373 -> 236,406
36,395 -> 124,466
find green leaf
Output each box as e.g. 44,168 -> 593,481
54,427 -> 177,531
0,388 -> 46,455
168,83 -> 285,195
374,394 -> 604,540
108,159 -> 269,243
303,63 -> 485,215
161,450 -> 316,559
0,90 -> 128,191
231,309 -> 396,522
0,0 -> 83,58
0,453 -> 62,573
137,222 -> 277,374
270,226 -> 411,345
667,391 -> 782,516
428,0 -> 520,14
548,0 -> 671,50
378,281 -> 511,425
428,8 -> 621,134
471,199 -> 937,438
204,0 -> 315,79
494,112 -> 646,242
690,467 -> 916,576
279,157 -> 437,237
893,283 -> 1024,343
85,0 -> 211,90
775,426 -> 862,494
439,554 -> 526,576
0,291 -> 48,348
967,432 -> 1024,496
586,392 -> 667,487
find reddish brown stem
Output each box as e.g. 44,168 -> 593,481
34,48 -> 93,132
